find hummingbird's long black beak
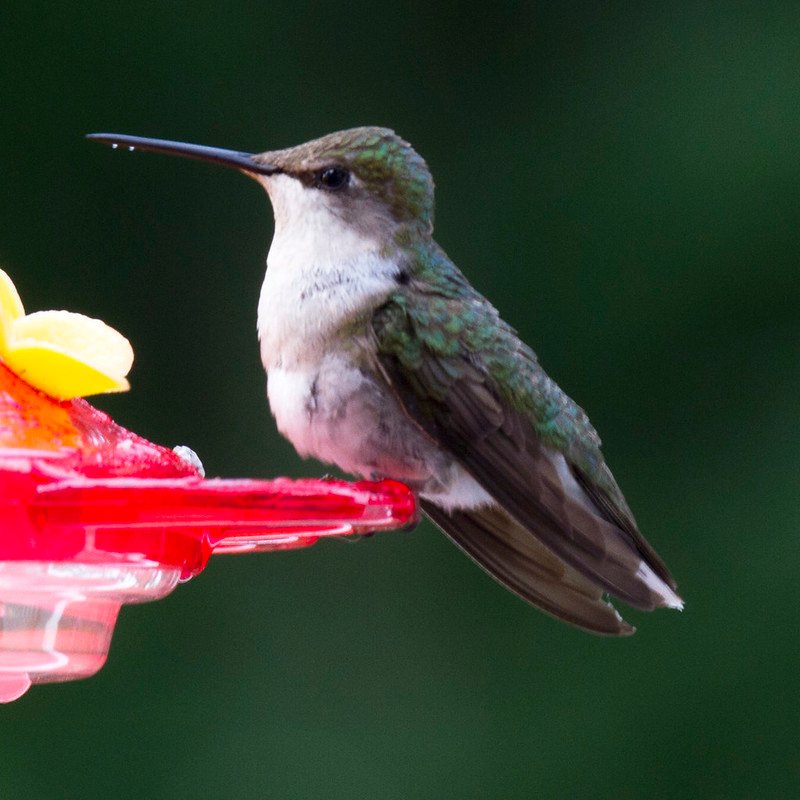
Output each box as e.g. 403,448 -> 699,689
85,133 -> 282,176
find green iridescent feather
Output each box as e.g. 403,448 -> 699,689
372,238 -> 639,533
262,127 -> 435,228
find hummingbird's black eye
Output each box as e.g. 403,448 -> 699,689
317,166 -> 350,191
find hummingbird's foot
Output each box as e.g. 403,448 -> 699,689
172,445 -> 205,477
329,532 -> 373,543
355,515 -> 419,539
401,516 -> 420,533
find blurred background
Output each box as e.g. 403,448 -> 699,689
1,2 -> 798,798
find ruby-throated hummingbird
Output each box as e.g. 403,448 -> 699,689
88,127 -> 682,634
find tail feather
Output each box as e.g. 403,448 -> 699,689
421,500 -> 636,636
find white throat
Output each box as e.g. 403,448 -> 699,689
255,173 -> 398,370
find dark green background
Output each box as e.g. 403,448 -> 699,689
2,3 -> 798,798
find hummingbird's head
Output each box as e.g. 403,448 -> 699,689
252,127 -> 435,239
87,127 -> 435,242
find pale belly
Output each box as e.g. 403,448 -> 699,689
266,352 -> 493,510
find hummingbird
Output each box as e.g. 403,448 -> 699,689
87,127 -> 682,635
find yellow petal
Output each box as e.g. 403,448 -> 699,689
0,269 -> 25,352
13,310 -> 133,378
4,342 -> 130,399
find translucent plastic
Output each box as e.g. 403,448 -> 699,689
0,362 -> 417,699
0,561 -> 180,701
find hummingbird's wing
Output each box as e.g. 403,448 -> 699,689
370,254 -> 680,629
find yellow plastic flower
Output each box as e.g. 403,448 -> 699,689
0,269 -> 133,399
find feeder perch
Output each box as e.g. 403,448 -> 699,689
0,362 -> 417,701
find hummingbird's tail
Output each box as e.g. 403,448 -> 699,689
421,500 -> 638,636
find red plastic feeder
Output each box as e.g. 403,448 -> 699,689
0,362 -> 417,701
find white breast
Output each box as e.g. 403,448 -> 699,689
255,173 -> 398,370
266,353 -> 378,472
